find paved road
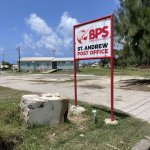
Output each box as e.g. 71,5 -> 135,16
0,72 -> 150,123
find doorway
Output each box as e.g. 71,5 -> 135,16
52,62 -> 57,69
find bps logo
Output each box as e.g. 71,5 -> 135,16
77,26 -> 109,44
77,29 -> 88,44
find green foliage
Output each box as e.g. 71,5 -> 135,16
114,0 -> 150,66
1,61 -> 12,69
101,59 -> 109,68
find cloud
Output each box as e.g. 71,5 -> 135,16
23,33 -> 35,49
57,12 -> 78,39
57,12 -> 79,50
21,12 -> 78,57
26,13 -> 52,35
0,47 -> 4,53
24,14 -> 62,54
36,35 -> 62,50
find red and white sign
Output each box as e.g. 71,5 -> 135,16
74,17 -> 112,59
73,15 -> 114,121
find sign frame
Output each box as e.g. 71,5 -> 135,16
73,15 -> 114,121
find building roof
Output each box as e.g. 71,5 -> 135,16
20,57 -> 55,62
19,57 -> 74,62
52,57 -> 73,62
20,57 -> 74,62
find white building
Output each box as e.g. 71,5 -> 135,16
19,57 -> 77,71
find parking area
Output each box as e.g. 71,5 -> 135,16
0,71 -> 150,122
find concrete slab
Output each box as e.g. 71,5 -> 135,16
0,72 -> 150,122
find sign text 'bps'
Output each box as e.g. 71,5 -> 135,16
75,18 -> 112,59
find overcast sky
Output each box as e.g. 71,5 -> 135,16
0,0 -> 119,63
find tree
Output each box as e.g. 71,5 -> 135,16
114,0 -> 150,66
100,59 -> 109,68
2,61 -> 12,68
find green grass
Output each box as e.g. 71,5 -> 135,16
79,67 -> 110,76
3,67 -> 150,77
0,86 -> 150,149
1,70 -> 43,76
79,67 -> 150,77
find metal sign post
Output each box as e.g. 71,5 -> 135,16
74,15 -> 114,121
110,15 -> 114,121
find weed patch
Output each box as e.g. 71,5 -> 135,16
0,86 -> 150,149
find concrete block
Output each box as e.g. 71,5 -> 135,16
20,93 -> 69,125
68,105 -> 86,115
104,118 -> 119,125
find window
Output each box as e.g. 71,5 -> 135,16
66,61 -> 73,65
27,62 -> 30,67
59,62 -> 65,65
36,63 -> 39,67
47,62 -> 50,66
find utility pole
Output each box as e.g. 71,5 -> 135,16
1,53 -> 5,65
52,50 -> 56,57
17,47 -> 21,72
2,54 -> 5,62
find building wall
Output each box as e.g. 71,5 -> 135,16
20,61 -> 52,71
56,61 -> 74,70
20,59 -> 78,71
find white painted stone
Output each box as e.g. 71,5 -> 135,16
104,118 -> 119,125
79,134 -> 85,137
20,93 -> 69,125
68,105 -> 86,115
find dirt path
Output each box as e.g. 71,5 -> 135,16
0,72 -> 150,122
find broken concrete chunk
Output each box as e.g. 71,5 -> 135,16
132,138 -> 150,150
68,105 -> 86,116
20,94 -> 69,125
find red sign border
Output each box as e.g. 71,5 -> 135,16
73,15 -> 114,121
74,15 -> 113,60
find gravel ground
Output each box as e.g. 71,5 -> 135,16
0,71 -> 150,122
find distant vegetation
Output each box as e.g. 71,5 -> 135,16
114,0 -> 150,67
79,67 -> 150,77
0,61 -> 12,70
